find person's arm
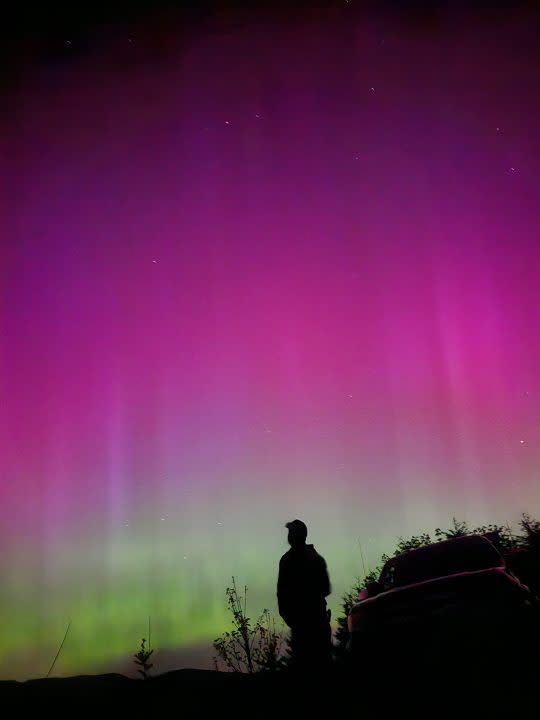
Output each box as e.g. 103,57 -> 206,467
277,557 -> 293,626
319,556 -> 331,598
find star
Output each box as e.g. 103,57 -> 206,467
152,259 -> 158,263
520,439 -> 525,444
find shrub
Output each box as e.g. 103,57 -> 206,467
133,637 -> 154,679
213,577 -> 284,673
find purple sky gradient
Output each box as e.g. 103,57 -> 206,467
2,3 -> 540,678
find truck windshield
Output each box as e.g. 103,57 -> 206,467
379,536 -> 503,589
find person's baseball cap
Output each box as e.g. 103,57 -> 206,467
285,519 -> 307,535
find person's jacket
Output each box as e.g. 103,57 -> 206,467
277,544 -> 331,627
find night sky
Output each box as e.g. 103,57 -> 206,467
2,0 -> 540,679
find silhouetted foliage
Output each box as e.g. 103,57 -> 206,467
253,609 -> 285,672
46,620 -> 71,678
434,517 -> 470,540
213,577 -> 284,673
393,531 -> 433,555
133,638 -> 153,679
471,523 -> 518,552
519,512 -> 540,552
279,631 -> 293,668
333,568 -> 381,661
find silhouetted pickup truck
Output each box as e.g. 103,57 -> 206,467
347,535 -> 539,665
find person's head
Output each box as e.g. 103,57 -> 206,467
286,519 -> 308,547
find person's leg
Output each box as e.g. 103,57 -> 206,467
290,625 -> 311,671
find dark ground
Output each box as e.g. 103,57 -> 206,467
1,651 -> 538,719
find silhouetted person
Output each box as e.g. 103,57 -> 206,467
277,519 -> 332,671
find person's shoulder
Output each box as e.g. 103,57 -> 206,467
279,549 -> 293,564
309,545 -> 328,564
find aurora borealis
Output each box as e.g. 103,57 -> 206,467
2,2 -> 540,680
